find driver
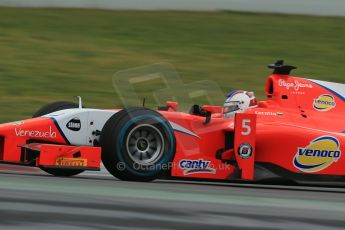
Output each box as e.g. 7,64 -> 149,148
223,90 -> 258,118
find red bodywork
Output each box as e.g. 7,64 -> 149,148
162,73 -> 345,181
0,118 -> 101,170
0,72 -> 344,181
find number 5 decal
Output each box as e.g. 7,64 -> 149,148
234,113 -> 256,180
241,119 -> 251,135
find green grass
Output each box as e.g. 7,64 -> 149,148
0,7 -> 345,122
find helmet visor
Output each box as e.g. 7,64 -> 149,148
223,101 -> 240,115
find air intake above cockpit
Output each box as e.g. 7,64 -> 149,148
268,60 -> 297,75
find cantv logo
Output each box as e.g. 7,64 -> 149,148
179,159 -> 216,175
293,136 -> 341,173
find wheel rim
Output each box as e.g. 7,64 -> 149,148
126,124 -> 164,165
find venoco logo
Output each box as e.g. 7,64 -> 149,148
313,94 -> 336,111
293,136 -> 341,173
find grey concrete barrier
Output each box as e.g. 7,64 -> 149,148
0,0 -> 344,16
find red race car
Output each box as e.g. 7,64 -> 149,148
0,60 -> 344,182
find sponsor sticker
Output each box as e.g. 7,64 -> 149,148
0,121 -> 24,127
238,143 -> 253,159
313,94 -> 336,112
278,79 -> 313,91
10,121 -> 24,126
66,117 -> 81,131
255,111 -> 284,116
56,158 -> 87,167
179,159 -> 216,175
293,136 -> 341,173
15,126 -> 57,138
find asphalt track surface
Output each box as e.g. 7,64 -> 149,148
1,164 -> 345,230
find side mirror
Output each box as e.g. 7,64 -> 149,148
158,101 -> 179,111
201,106 -> 218,125
166,101 -> 178,111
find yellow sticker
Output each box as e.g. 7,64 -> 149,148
293,136 -> 341,173
313,94 -> 336,111
56,158 -> 87,167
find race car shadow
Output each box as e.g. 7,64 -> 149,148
157,177 -> 345,193
1,169 -> 345,193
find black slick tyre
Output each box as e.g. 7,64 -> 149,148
101,108 -> 176,182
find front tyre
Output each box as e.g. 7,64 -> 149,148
101,108 -> 176,181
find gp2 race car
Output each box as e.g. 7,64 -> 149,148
0,60 -> 344,182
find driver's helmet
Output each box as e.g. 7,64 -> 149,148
223,90 -> 258,118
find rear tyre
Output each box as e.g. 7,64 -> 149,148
33,101 -> 85,177
101,108 -> 176,181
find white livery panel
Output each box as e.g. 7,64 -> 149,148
43,109 -> 118,146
